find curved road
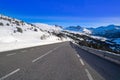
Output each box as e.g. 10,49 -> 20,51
0,42 -> 120,80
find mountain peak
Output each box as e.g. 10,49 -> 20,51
65,25 -> 92,34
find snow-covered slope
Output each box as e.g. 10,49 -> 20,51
64,30 -> 120,54
0,14 -> 67,52
0,14 -> 43,43
33,23 -> 62,33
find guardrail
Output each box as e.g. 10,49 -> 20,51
74,42 -> 120,65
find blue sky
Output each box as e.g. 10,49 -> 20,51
0,0 -> 120,27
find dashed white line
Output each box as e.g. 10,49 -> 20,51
7,50 -> 27,56
76,54 -> 80,58
32,46 -> 60,63
6,53 -> 17,56
79,59 -> 85,66
0,68 -> 20,80
85,69 -> 94,80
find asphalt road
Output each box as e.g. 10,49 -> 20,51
0,42 -> 120,80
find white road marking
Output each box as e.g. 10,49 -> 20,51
85,69 -> 94,80
6,53 -> 17,56
76,54 -> 80,58
0,68 -> 20,80
32,46 -> 60,63
7,50 -> 27,56
79,59 -> 85,66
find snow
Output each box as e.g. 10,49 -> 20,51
90,35 -> 107,41
0,27 -> 67,52
0,37 -> 65,52
83,28 -> 92,34
0,15 -> 68,52
34,23 -> 62,33
0,28 -> 67,52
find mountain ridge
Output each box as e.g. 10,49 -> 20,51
65,24 -> 120,38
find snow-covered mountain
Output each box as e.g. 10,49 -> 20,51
90,25 -> 120,38
65,25 -> 92,34
89,25 -> 120,45
66,25 -> 120,38
0,14 -> 67,52
65,25 -> 120,44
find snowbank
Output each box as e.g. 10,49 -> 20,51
0,35 -> 68,52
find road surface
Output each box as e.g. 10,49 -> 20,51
0,42 -> 120,80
